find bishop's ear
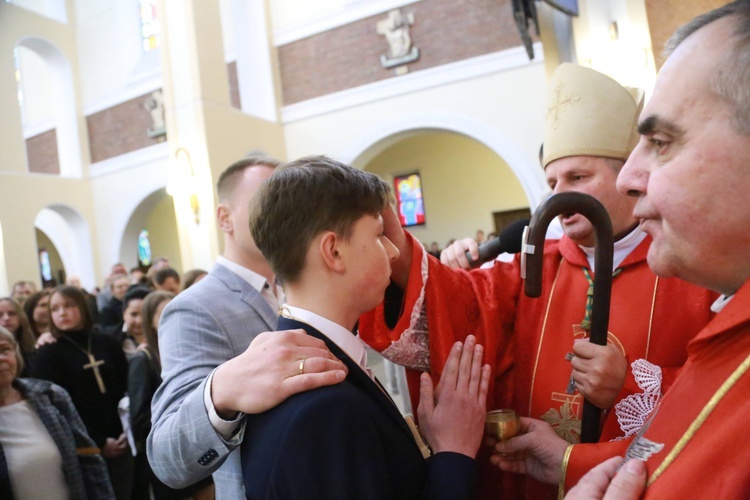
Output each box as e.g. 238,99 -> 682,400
320,231 -> 345,272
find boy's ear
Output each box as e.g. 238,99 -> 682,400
217,204 -> 233,234
319,231 -> 345,272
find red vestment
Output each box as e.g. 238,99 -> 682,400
564,279 -> 750,497
360,232 -> 715,499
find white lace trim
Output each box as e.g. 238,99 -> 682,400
381,243 -> 431,371
613,359 -> 663,440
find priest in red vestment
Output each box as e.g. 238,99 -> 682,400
493,2 -> 750,498
359,63 -> 716,498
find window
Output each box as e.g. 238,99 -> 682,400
394,172 -> 426,227
138,228 -> 152,267
39,249 -> 52,282
139,0 -> 160,52
13,48 -> 25,123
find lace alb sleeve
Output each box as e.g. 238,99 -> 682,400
613,359 -> 663,440
380,244 -> 431,371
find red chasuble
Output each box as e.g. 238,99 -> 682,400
565,279 -> 750,497
360,232 -> 715,499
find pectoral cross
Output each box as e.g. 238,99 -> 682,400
83,354 -> 106,394
565,352 -> 577,394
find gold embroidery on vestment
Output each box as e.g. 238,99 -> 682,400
558,445 -> 574,500
528,261 -> 564,416
541,398 -> 582,443
645,277 -> 658,359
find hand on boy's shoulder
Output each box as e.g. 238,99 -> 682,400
211,329 -> 348,418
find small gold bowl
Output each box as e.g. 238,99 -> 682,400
485,409 -> 521,442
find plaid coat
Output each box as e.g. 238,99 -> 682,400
0,378 -> 114,499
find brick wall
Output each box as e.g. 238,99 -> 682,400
278,0 -> 523,105
27,60 -> 240,169
86,93 -> 166,163
645,0 -> 727,69
26,129 -> 60,174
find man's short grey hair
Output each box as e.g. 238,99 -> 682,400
664,0 -> 750,134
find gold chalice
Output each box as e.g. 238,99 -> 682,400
485,409 -> 521,442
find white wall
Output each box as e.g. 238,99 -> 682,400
366,132 -> 531,247
270,0 -> 348,32
74,0 -> 157,111
271,0 -> 422,45
283,62 -> 549,207
573,0 -> 656,98
89,143 -> 169,280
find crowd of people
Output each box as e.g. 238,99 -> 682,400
1,2 -> 748,499
1,265 -> 210,499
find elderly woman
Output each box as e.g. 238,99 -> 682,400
0,325 -> 114,499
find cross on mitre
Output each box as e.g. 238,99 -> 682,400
547,82 -> 581,130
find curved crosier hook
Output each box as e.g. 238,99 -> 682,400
522,192 -> 614,443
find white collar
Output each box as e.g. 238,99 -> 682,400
580,226 -> 648,270
281,304 -> 369,374
216,255 -> 273,294
710,294 -> 734,313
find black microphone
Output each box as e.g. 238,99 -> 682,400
466,218 -> 530,267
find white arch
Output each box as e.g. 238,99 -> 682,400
34,205 -> 95,289
17,36 -> 82,178
117,188 -> 171,269
337,111 -> 548,209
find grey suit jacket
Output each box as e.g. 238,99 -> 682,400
147,262 -> 277,500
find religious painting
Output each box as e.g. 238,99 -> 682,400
394,172 -> 426,227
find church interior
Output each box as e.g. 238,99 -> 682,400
0,0 -> 723,295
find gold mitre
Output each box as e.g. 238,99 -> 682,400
542,63 -> 645,169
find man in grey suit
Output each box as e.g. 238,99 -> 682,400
147,156 -> 348,499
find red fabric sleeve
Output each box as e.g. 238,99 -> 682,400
563,440 -> 632,493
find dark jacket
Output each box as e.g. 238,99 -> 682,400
240,317 -> 476,500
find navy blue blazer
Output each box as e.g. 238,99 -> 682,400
240,317 -> 476,499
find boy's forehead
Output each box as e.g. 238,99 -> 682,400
355,213 -> 383,227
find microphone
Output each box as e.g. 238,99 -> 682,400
466,218 -> 530,267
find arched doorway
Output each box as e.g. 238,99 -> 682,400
338,111 -> 547,210
118,188 -> 182,273
34,205 -> 96,290
362,130 -> 531,248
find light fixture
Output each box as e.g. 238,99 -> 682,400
167,147 -> 200,225
609,21 -> 619,41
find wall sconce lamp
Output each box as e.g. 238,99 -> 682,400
167,147 -> 200,225
609,21 -> 619,41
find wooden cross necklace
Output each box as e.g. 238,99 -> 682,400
61,333 -> 107,394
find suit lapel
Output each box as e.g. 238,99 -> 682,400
278,317 -> 416,442
211,263 -> 278,330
